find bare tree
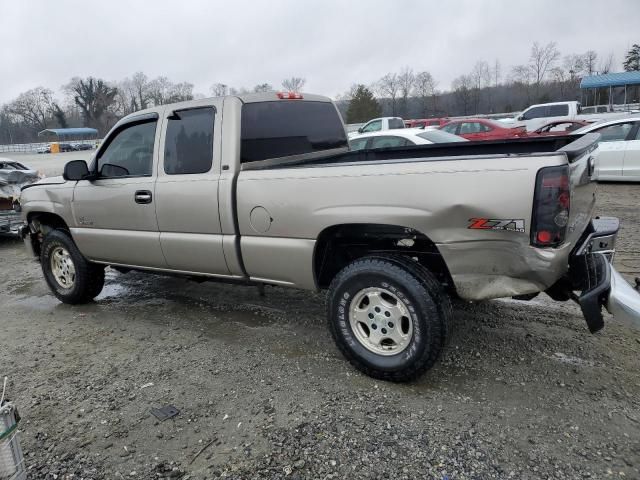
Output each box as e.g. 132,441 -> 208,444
253,83 -> 274,93
492,59 -> 501,88
7,87 -> 55,132
210,83 -> 229,97
470,61 -> 490,113
529,41 -> 560,96
414,71 -> 437,117
599,53 -> 615,74
583,50 -> 598,75
148,76 -> 172,105
452,74 -> 473,115
510,65 -> 535,105
563,54 -> 585,79
397,67 -> 415,117
377,72 -> 401,115
130,72 -> 151,110
281,77 -> 306,92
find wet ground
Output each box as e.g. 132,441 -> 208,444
0,159 -> 639,478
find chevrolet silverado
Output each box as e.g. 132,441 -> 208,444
19,92 -> 640,381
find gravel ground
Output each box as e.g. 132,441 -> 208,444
1,155 -> 639,479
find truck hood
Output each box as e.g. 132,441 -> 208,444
21,175 -> 66,191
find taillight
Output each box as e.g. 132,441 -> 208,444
276,91 -> 303,99
531,165 -> 570,248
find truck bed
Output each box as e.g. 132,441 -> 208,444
243,134 -> 597,171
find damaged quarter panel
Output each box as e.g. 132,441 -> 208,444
236,151 -> 595,299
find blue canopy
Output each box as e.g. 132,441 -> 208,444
38,128 -> 98,138
580,71 -> 640,89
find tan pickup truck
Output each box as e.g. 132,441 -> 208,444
19,92 -> 640,381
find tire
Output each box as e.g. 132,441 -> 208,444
327,256 -> 450,382
40,229 -> 105,304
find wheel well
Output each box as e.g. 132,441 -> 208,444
314,223 -> 454,291
28,212 -> 69,231
26,212 -> 70,257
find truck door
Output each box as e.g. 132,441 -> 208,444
72,114 -> 167,268
592,121 -> 635,178
155,101 -> 230,274
622,122 -> 640,179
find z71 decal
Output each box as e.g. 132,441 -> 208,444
468,218 -> 525,233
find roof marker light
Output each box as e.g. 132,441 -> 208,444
276,92 -> 303,99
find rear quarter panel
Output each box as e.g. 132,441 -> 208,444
236,153 -> 589,298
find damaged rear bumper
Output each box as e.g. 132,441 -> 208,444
555,217 -> 640,332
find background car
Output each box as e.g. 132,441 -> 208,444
404,118 -> 449,128
439,118 -> 526,140
349,128 -> 468,151
36,144 -> 50,154
572,117 -> 640,181
529,120 -> 592,136
71,142 -> 94,151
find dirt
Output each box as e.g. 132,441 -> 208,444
1,181 -> 639,480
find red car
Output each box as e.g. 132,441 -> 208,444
404,118 -> 449,128
528,120 -> 592,136
440,118 -> 526,141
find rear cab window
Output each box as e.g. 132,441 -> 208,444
388,118 -> 405,129
548,104 -> 569,116
240,101 -> 347,163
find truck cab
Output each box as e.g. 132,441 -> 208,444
516,101 -> 579,131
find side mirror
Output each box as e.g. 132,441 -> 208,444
63,160 -> 90,181
358,127 -> 363,133
517,115 -> 524,121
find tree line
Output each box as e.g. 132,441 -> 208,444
1,42 -> 639,144
0,75 -> 306,144
342,42 -> 640,123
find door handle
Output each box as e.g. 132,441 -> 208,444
134,190 -> 152,204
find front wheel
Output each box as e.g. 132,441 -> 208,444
327,256 -> 450,382
41,229 -> 105,304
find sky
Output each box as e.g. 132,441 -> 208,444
0,0 -> 638,104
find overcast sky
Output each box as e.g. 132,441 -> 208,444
1,0 -> 638,104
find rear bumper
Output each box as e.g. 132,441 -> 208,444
566,217 -> 640,332
607,267 -> 640,329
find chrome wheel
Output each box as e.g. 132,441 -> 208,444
349,287 -> 413,356
50,246 -> 76,289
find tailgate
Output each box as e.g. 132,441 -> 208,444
558,133 -> 599,247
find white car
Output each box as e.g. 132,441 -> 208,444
573,117 -> 640,181
348,128 -> 468,151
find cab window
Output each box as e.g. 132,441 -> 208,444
522,106 -> 545,120
548,104 -> 569,116
388,118 -> 405,129
97,120 -> 157,177
164,107 -> 215,175
362,120 -> 382,133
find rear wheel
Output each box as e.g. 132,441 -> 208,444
41,229 -> 105,304
327,256 -> 450,382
